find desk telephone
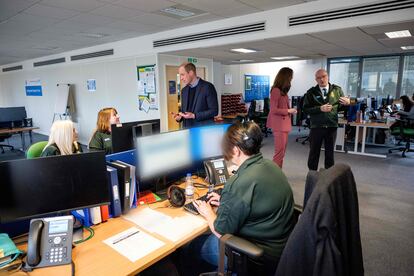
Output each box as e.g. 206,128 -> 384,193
25,216 -> 73,269
204,158 -> 229,186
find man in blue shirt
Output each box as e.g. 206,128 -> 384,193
172,62 -> 218,128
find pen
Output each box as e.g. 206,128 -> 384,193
112,230 -> 140,244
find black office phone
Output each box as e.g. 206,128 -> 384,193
204,158 -> 229,186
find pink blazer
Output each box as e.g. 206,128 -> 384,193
266,87 -> 292,132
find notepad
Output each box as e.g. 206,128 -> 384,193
103,227 -> 164,262
123,207 -> 173,232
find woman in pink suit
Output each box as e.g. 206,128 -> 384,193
266,67 -> 297,168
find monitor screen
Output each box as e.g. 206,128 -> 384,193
190,124 -> 231,160
0,152 -> 110,223
111,119 -> 160,153
136,129 -> 192,179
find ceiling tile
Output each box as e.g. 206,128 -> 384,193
211,4 -> 260,18
39,0 -> 106,12
68,13 -> 116,25
360,20 -> 414,35
129,13 -> 181,27
108,20 -> 163,33
90,4 -> 145,19
23,4 -> 80,19
238,0 -> 305,11
115,0 -> 175,12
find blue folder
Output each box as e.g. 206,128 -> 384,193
106,166 -> 122,217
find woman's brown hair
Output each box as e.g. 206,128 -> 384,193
96,107 -> 118,132
222,121 -> 263,161
272,67 -> 293,95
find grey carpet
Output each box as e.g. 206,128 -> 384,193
2,129 -> 413,276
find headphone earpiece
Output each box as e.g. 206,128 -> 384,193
167,185 -> 186,207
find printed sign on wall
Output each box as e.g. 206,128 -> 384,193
25,79 -> 42,96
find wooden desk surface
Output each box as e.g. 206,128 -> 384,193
18,179 -> 209,276
338,119 -> 390,128
0,126 -> 39,134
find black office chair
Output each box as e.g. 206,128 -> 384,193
295,97 -> 310,145
247,98 -> 271,137
200,205 -> 302,276
388,116 -> 414,157
0,133 -> 14,153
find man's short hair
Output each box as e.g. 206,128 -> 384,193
179,62 -> 197,74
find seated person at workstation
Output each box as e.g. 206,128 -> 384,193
397,95 -> 414,118
89,107 -> 120,154
41,120 -> 82,157
183,121 -> 294,275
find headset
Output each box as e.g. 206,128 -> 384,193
167,185 -> 186,207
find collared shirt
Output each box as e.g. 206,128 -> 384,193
319,85 -> 329,99
189,77 -> 200,88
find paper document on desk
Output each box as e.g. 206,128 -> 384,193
153,214 -> 207,242
123,207 -> 173,232
103,227 -> 164,262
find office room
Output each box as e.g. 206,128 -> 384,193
0,0 -> 413,275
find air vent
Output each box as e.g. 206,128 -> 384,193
153,22 -> 265,48
71,49 -> 114,61
2,65 -> 23,72
289,0 -> 414,26
33,57 -> 65,67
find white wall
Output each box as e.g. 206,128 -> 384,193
0,55 -> 159,145
219,59 -> 327,100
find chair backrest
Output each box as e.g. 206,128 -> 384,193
26,141 -> 48,159
0,133 -> 13,141
275,164 -> 364,276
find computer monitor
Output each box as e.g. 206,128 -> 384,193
190,124 -> 231,161
136,129 -> 192,180
111,119 -> 160,153
0,152 -> 110,223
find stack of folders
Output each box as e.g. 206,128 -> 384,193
107,160 -> 138,216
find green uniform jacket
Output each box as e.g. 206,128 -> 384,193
214,153 -> 294,259
40,143 -> 83,157
89,130 -> 112,155
303,84 -> 345,128
40,143 -> 60,157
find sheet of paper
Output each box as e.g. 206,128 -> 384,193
153,214 -> 207,242
123,207 -> 173,232
103,227 -> 164,262
141,98 -> 150,113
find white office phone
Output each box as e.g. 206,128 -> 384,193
25,216 -> 74,269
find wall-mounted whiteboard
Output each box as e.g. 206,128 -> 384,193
54,84 -> 70,114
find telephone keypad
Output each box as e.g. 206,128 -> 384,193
48,246 -> 67,264
219,175 -> 227,183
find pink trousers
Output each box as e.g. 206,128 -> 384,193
273,131 -> 289,168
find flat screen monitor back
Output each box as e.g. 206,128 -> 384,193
111,119 -> 160,153
0,152 -> 110,223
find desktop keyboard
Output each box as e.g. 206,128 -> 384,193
184,188 -> 223,215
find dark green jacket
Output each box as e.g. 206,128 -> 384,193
303,84 -> 345,128
40,143 -> 60,157
214,153 -> 294,259
89,130 -> 112,155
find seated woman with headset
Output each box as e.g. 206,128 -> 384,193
41,120 -> 82,157
188,121 -> 294,275
89,107 -> 120,155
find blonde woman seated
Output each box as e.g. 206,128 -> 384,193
41,120 -> 82,157
89,107 -> 120,155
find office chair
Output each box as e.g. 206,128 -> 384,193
275,164 -> 364,276
200,205 -> 302,276
0,133 -> 14,153
388,117 -> 414,157
247,98 -> 271,137
26,141 -> 48,159
295,97 -> 310,145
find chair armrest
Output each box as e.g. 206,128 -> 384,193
221,234 -> 264,260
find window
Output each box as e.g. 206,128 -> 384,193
401,55 -> 414,97
361,56 -> 400,98
329,61 -> 360,97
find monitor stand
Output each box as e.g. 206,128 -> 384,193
72,218 -> 84,243
154,176 -> 168,200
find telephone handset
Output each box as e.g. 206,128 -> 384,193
25,216 -> 74,269
204,158 -> 229,186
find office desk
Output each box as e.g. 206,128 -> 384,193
347,121 -> 391,158
0,126 -> 39,151
17,181 -> 209,276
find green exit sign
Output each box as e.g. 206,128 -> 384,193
187,57 -> 198,63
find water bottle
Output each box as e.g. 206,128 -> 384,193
185,173 -> 194,201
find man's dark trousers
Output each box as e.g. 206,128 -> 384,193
308,127 -> 337,170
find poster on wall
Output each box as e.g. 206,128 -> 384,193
137,65 -> 158,112
25,79 -> 43,96
244,75 -> 270,102
87,79 -> 96,92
